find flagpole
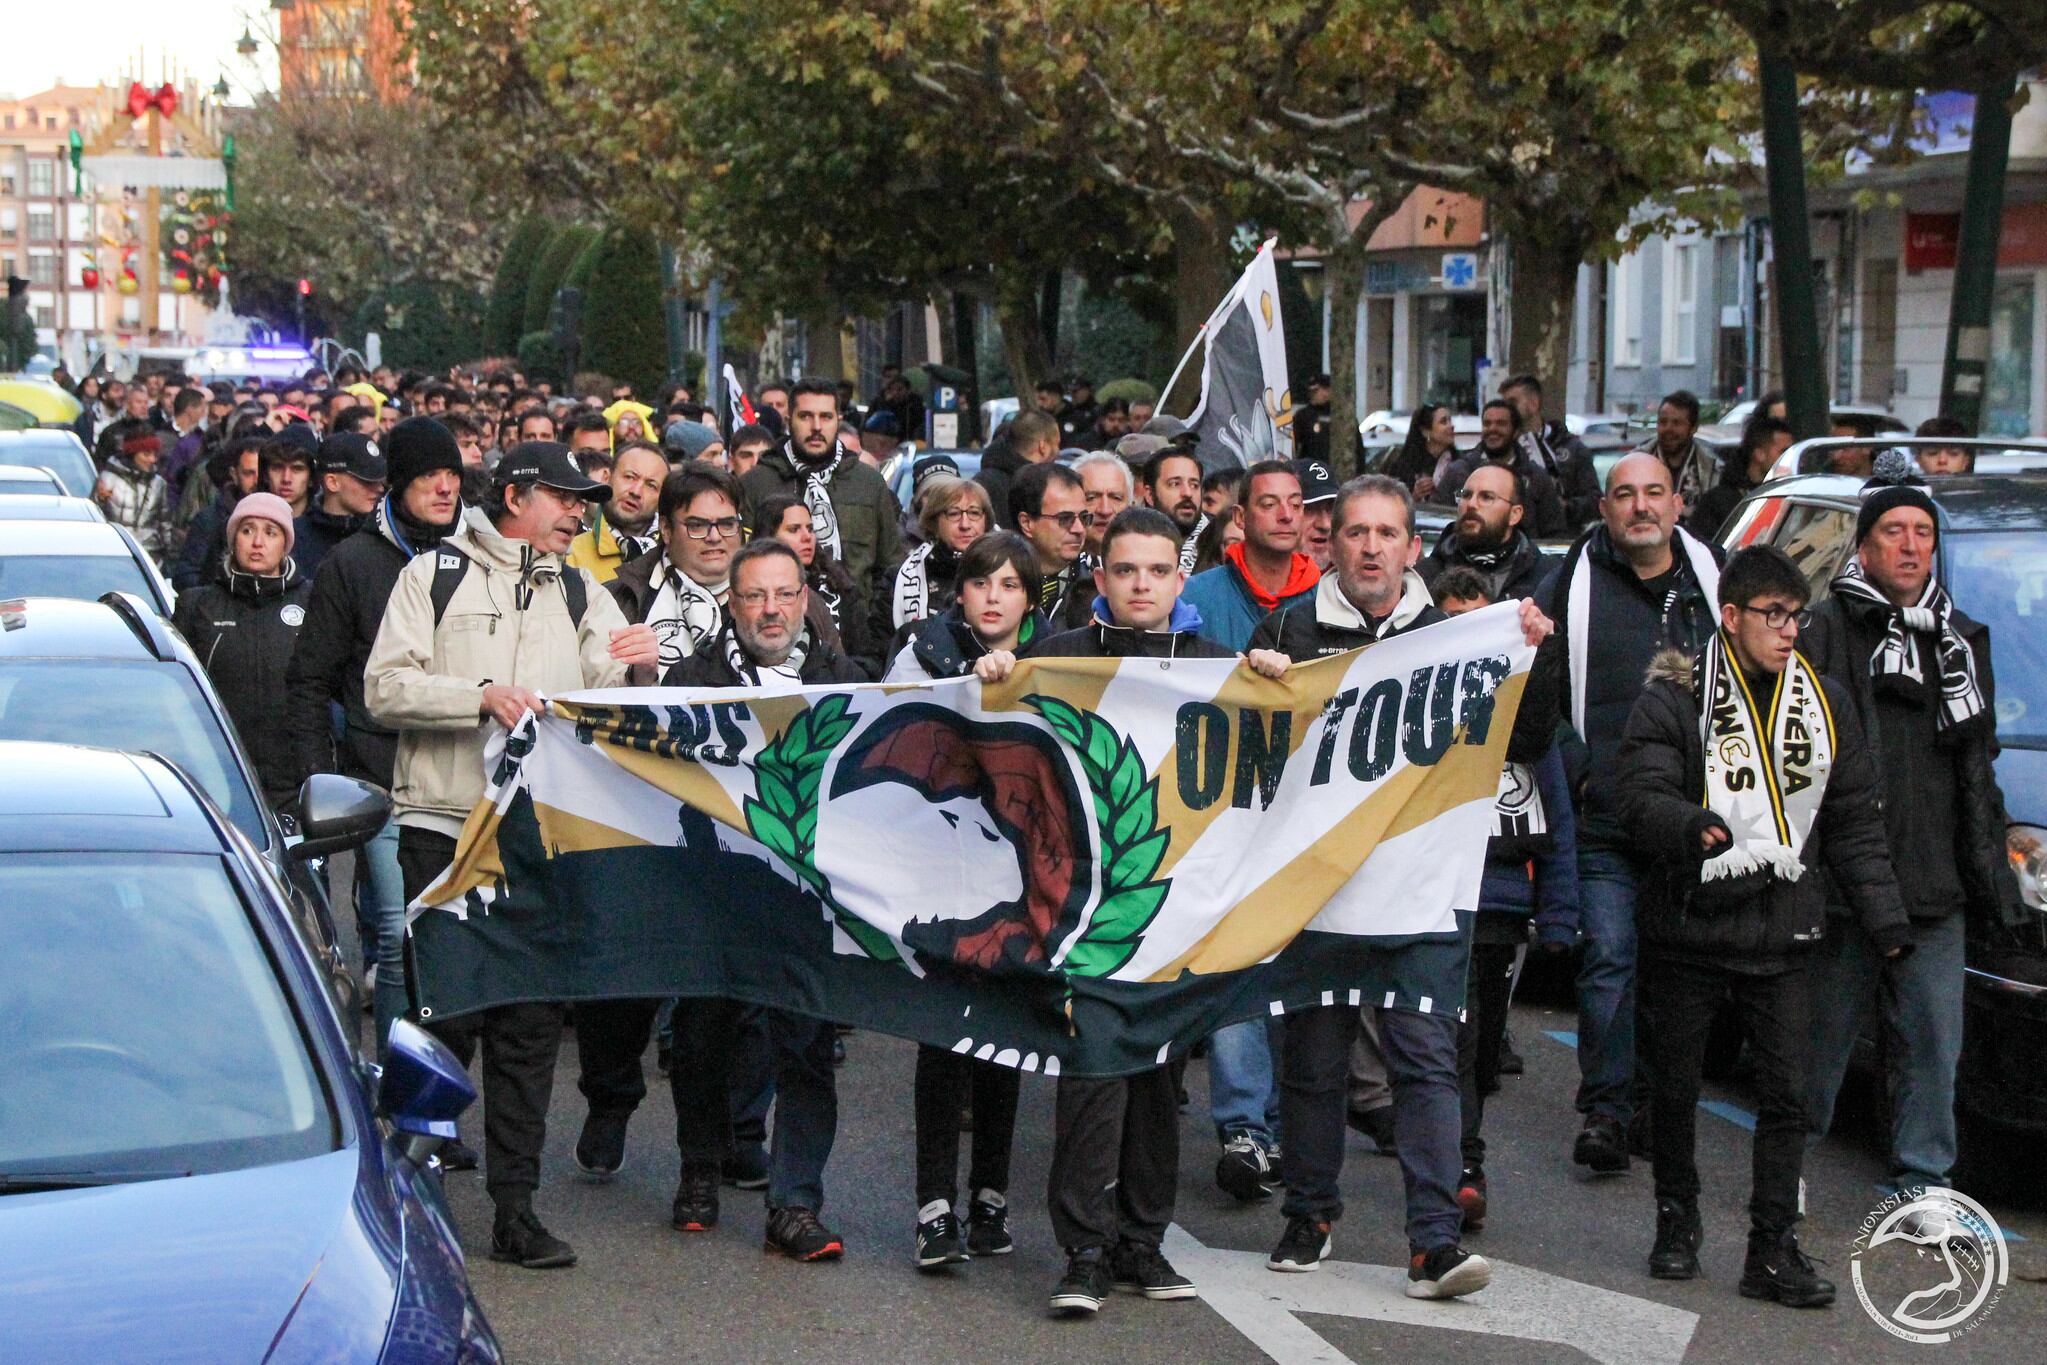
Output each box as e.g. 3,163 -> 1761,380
1156,324 -> 1207,419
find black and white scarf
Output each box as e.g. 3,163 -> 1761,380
891,540 -> 960,629
1830,559 -> 1985,731
1696,633 -> 1835,883
1494,762 -> 1547,840
1561,526 -> 1722,737
795,443 -> 850,561
1179,513 -> 1210,573
723,622 -> 809,688
647,562 -> 726,671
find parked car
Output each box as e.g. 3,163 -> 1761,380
1765,435 -> 2047,483
0,464 -> 66,497
879,446 -> 983,510
1717,463 -> 2047,1149
1698,402 -> 1908,454
0,519 -> 175,615
0,494 -> 100,523
0,741 -> 501,1363
0,593 -> 345,982
0,427 -> 100,499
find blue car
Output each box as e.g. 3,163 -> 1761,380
0,743 -> 499,1363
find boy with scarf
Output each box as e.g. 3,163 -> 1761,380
1618,545 -> 1910,1307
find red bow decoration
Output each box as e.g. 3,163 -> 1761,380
126,81 -> 179,120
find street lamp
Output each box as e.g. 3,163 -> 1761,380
212,75 -> 231,101
237,27 -> 260,58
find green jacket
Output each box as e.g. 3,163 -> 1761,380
740,441 -> 905,626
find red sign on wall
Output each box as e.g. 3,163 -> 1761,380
1905,213 -> 1960,272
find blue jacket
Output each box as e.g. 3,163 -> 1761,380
1181,558 -> 1313,652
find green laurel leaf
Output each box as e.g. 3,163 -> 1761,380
1086,882 -> 1169,943
1115,829 -> 1170,889
1062,936 -> 1138,978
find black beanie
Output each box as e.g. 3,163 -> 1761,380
1854,450 -> 1940,545
384,415 -> 463,494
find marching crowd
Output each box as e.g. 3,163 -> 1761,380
48,356 -> 2025,1319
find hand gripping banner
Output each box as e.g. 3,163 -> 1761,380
412,603 -> 1534,1076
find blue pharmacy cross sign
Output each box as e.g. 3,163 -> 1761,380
1441,253 -> 1479,290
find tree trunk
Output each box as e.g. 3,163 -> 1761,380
994,271 -> 1053,397
1163,202 -> 1235,415
949,289 -> 982,443
1320,201 -> 1401,477
1502,223 -> 1590,415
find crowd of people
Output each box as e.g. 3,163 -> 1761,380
41,355 -> 2025,1321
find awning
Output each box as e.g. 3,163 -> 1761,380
79,155 -> 227,191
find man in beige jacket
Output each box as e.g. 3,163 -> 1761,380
367,439 -> 657,1270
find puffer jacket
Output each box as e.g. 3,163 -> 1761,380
98,455 -> 172,562
1618,648 -> 1912,961
174,559 -> 313,807
739,442 -> 906,624
364,507 -> 635,834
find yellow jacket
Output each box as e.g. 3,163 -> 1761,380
564,512 -> 634,584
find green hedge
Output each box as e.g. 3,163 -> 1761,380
579,225 -> 667,401
517,328 -> 567,386
522,224 -> 598,338
486,216 -> 552,357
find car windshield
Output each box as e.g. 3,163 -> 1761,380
0,661 -> 266,841
0,554 -> 152,603
0,852 -> 336,1178
0,477 -> 59,496
1946,531 -> 2047,748
0,440 -> 96,497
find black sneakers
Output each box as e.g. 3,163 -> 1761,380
1049,1247 -> 1111,1315
490,1203 -> 577,1269
1215,1133 -> 1277,1201
1739,1229 -> 1835,1308
1109,1240 -> 1197,1299
1407,1244 -> 1491,1299
967,1189 -> 1014,1256
1649,1199 -> 1701,1280
1347,1105 -> 1398,1155
1267,1216 -> 1332,1272
439,1137 -> 480,1172
671,1162 -> 719,1233
915,1201 -> 970,1270
765,1205 -> 844,1262
1573,1114 -> 1630,1174
1456,1168 -> 1489,1232
573,1109 -> 629,1182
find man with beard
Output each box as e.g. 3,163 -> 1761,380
1419,463 -> 1556,602
1501,374 -> 1601,528
1438,400 -> 1567,538
285,417 -> 469,1066
658,539 -> 867,1262
295,431 -> 388,578
1688,417 -> 1792,539
1536,454 -> 1723,1175
1140,447 -> 1204,540
1012,462 -> 1094,631
1635,390 -> 1718,507
567,441 -> 669,583
741,378 -> 905,626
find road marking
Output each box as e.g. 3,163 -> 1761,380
1164,1224 -> 1698,1365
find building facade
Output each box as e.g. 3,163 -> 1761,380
0,86 -> 100,360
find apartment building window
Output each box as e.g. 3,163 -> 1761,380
1613,251 -> 1643,367
33,303 -> 53,328
28,158 -> 54,197
1662,240 -> 1699,366
27,206 -> 55,242
0,207 -> 16,241
26,251 -> 57,286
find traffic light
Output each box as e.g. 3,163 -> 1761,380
297,278 -> 313,297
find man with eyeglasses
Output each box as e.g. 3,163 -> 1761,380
365,440 -> 659,1271
1011,461 -> 1096,629
1619,544 -> 1908,1306
1437,399 -> 1568,538
603,464 -> 749,673
1419,463 -> 1556,602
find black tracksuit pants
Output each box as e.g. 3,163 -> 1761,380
574,996 -> 741,1165
1457,941 -> 1520,1172
1046,1068 -> 1179,1253
914,1045 -> 1021,1207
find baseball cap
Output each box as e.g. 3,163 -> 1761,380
318,431 -> 388,483
1114,432 -> 1170,462
493,440 -> 612,502
1292,457 -> 1338,504
912,453 -> 961,494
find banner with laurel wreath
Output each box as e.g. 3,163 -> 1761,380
410,604 -> 1534,1076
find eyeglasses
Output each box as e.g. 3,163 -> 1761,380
681,516 -> 744,540
1455,489 -> 1516,508
1033,511 -> 1088,531
734,588 -> 803,609
939,506 -> 987,523
1736,603 -> 1812,630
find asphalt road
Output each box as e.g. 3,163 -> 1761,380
330,863 -> 2045,1362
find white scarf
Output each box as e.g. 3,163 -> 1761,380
1829,559 -> 1985,732
1564,526 -> 1721,737
723,622 -> 809,688
647,562 -> 727,671
894,540 -> 935,629
1494,762 -> 1547,839
796,443 -> 850,561
1697,633 -> 1835,884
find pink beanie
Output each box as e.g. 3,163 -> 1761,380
226,492 -> 297,555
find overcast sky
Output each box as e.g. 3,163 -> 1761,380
2,1 -> 275,104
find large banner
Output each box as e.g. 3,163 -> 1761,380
412,605 -> 1533,1076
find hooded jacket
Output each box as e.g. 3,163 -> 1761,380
364,507 -> 635,835
283,495 -> 457,789
98,454 -> 171,561
739,441 -> 905,622
174,558 -> 314,808
1419,527 -> 1557,602
1181,543 -> 1319,652
1022,598 -> 1234,663
291,503 -> 363,581
1619,648 -> 1912,963
565,508 -> 656,584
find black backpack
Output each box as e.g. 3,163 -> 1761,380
428,545 -> 588,629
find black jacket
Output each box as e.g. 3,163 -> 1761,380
1438,446 -> 1569,538
974,431 -> 1032,531
175,562 -> 315,808
1619,649 -> 1912,961
608,545 -> 855,667
1419,528 -> 1557,602
1687,457 -> 1763,541
283,498 -> 453,788
1799,595 -> 2022,926
738,442 -> 905,626
660,622 -> 867,688
1521,423 -> 1602,529
1023,615 -> 1235,663
172,487 -> 237,592
292,504 -> 363,582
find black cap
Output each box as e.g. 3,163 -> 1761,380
1292,457 -> 1338,504
274,421 -> 321,459
1855,452 -> 1939,545
493,440 -> 611,502
385,415 -> 464,494
318,431 -> 388,483
912,453 -> 960,494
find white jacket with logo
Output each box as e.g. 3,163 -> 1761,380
365,507 -> 631,835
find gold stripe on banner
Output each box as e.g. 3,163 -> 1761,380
976,656 -> 1120,724
417,795 -> 507,909
1146,672 -> 1527,979
531,801 -> 654,856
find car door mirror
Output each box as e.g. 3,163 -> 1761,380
376,1019 -> 477,1138
290,773 -> 392,860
